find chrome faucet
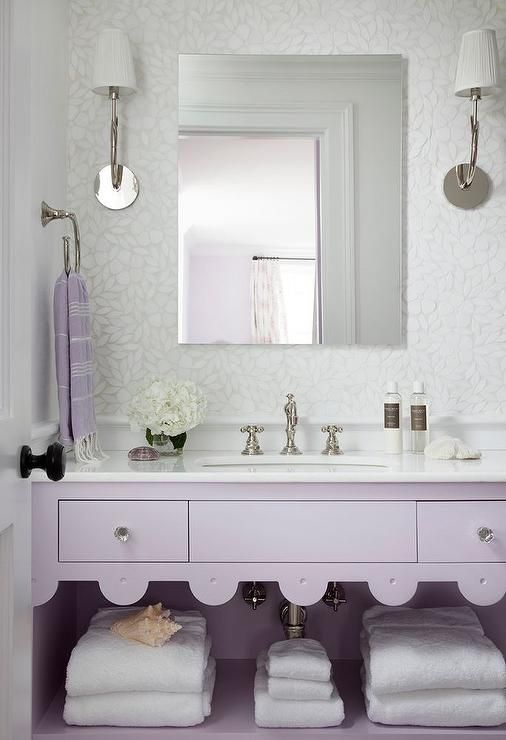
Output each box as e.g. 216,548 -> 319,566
280,393 -> 302,455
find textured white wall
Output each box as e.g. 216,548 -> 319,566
67,0 -> 506,419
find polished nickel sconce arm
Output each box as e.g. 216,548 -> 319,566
455,89 -> 480,190
110,87 -> 121,190
93,86 -> 139,209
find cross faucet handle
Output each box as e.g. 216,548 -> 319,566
240,425 -> 265,456
321,425 -> 344,456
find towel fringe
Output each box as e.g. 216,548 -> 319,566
74,432 -> 107,464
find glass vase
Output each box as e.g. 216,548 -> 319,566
146,430 -> 187,456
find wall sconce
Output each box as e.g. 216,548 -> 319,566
92,28 -> 139,210
444,28 -> 499,209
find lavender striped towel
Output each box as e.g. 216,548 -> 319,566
54,270 -> 105,463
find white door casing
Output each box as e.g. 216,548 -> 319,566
0,0 -> 32,738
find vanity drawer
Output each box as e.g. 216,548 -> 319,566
59,500 -> 188,562
418,502 -> 506,562
190,501 -> 416,562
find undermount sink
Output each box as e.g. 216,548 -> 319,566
193,454 -> 389,471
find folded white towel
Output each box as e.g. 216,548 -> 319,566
254,663 -> 344,728
64,658 -> 216,727
362,628 -> 506,695
66,608 -> 211,696
268,674 -> 334,702
266,639 -> 331,683
362,669 -> 506,727
256,651 -> 333,701
363,605 -> 484,636
424,436 -> 481,460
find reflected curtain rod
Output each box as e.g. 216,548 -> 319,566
252,256 -> 315,261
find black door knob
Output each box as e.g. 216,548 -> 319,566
20,442 -> 66,482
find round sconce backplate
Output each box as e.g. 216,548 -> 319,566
94,164 -> 139,210
443,165 -> 489,209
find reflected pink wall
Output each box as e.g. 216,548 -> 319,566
186,254 -> 251,343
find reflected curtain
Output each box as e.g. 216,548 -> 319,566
250,258 -> 288,343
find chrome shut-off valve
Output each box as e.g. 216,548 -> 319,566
322,582 -> 347,612
242,582 -> 266,610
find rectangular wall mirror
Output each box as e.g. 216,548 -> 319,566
178,54 -> 402,345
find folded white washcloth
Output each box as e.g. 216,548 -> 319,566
362,669 -> 506,727
64,658 -> 216,727
266,639 -> 331,683
66,608 -> 211,696
254,663 -> 344,728
362,628 -> 506,695
424,436 -> 481,460
363,605 -> 484,636
256,651 -> 333,701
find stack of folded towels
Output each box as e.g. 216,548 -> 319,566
255,638 -> 344,728
64,606 -> 215,727
361,605 -> 506,727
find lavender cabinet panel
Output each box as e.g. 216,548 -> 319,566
418,502 -> 506,563
190,501 -> 416,562
59,501 -> 188,562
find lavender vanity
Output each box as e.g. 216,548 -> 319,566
31,451 -> 506,739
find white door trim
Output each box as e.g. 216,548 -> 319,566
0,1 -> 33,738
0,0 -> 11,420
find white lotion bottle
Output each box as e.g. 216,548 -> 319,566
410,381 -> 429,453
383,381 -> 403,454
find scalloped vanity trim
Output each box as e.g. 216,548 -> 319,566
32,564 -> 506,608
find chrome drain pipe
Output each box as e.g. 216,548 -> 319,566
280,600 -> 307,639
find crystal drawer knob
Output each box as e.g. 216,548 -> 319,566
477,526 -> 494,544
114,526 -> 131,543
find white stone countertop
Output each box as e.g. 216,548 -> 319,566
32,449 -> 506,484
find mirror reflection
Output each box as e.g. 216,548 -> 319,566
179,134 -> 318,344
178,54 -> 402,345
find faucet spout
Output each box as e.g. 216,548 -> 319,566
280,393 -> 302,455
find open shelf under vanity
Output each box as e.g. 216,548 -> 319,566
34,660 -> 506,740
32,579 -> 506,740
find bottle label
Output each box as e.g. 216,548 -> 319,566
411,405 -> 427,431
384,403 -> 400,429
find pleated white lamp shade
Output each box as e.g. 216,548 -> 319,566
92,28 -> 137,96
454,28 -> 499,97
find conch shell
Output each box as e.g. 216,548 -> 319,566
111,603 -> 182,647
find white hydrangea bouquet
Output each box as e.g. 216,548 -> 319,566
128,377 -> 207,455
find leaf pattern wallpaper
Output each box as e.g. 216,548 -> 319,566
68,0 -> 506,419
